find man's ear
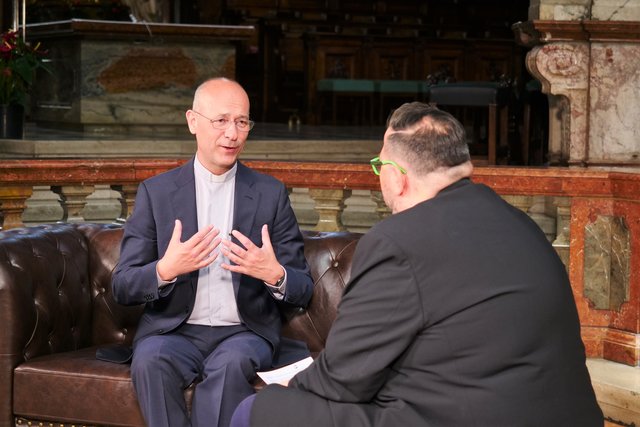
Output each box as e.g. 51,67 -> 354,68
389,168 -> 408,197
186,110 -> 197,135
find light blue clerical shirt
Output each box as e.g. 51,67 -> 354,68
155,157 -> 287,324
188,156 -> 240,326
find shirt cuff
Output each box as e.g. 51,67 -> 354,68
157,265 -> 177,289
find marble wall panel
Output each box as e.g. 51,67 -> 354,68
570,196 -> 640,364
583,215 -> 630,310
529,0 -> 592,20
83,41 -> 235,125
589,43 -> 640,164
32,39 -> 236,133
530,0 -> 640,20
592,0 -> 640,21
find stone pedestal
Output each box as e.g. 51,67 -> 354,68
26,19 -> 254,136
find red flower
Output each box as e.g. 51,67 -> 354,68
0,30 -> 50,106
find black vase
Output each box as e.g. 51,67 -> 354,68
0,104 -> 25,139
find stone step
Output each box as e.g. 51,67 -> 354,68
588,358 -> 640,426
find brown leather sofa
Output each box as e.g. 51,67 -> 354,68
0,223 -> 361,427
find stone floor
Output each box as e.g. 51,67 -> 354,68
588,359 -> 640,426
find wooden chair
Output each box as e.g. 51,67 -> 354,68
428,82 -> 510,165
316,78 -> 375,125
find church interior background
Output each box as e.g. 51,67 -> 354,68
3,0 -> 544,166
1,0 -> 640,426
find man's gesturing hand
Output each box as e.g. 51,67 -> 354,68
156,219 -> 221,281
221,224 -> 284,285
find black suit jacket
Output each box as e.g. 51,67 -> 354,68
111,159 -> 313,357
253,179 -> 603,426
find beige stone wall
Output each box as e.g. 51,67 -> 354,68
530,0 -> 640,21
529,0 -> 593,20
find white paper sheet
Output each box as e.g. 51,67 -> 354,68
256,356 -> 314,385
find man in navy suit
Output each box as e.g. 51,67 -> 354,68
112,78 -> 313,427
231,102 -> 603,426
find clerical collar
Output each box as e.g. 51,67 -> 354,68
194,156 -> 237,183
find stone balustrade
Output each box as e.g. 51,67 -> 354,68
2,158 -> 640,371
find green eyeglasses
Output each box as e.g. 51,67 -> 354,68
370,157 -> 407,176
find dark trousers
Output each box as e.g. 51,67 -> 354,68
131,323 -> 272,427
230,394 -> 255,427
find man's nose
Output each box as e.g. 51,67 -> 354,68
224,122 -> 239,140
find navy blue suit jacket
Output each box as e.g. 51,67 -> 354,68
112,158 -> 313,357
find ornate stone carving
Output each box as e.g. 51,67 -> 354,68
526,42 -> 589,165
541,44 -> 586,78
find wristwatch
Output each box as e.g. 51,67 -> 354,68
266,267 -> 286,293
273,274 -> 285,288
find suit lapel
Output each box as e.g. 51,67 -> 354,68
171,158 -> 198,238
170,158 -> 199,286
232,162 -> 259,288
233,162 -> 259,239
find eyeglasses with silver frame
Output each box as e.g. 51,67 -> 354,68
192,110 -> 255,132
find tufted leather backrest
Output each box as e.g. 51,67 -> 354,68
0,224 -> 94,361
77,223 -> 145,347
0,223 -> 362,364
78,226 -> 363,354
283,230 -> 361,354
80,226 -> 362,353
0,223 -> 362,427
0,223 -> 99,418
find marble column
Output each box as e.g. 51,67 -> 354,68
515,0 -> 640,167
526,41 -> 589,166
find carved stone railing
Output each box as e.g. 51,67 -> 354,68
2,158 -> 640,369
0,159 -> 184,229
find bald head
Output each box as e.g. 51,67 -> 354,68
193,78 -> 250,112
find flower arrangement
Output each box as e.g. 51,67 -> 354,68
0,30 -> 49,106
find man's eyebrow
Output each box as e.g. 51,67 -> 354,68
216,113 -> 250,119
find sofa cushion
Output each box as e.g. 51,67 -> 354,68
13,346 -> 145,426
